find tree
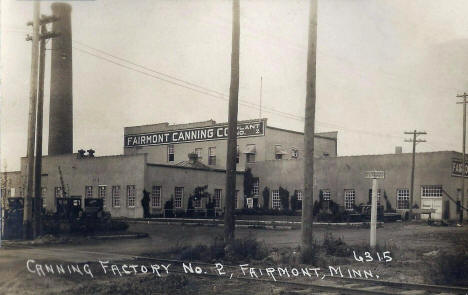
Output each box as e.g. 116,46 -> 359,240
262,187 -> 270,209
279,187 -> 290,210
141,189 -> 150,218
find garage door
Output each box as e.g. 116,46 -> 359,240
421,198 -> 442,220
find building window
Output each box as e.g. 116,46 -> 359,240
247,198 -> 253,208
245,144 -> 256,163
41,187 -> 47,198
297,190 -> 303,201
151,186 -> 161,208
421,185 -> 442,197
112,186 -> 121,208
397,188 -> 409,209
168,144 -> 175,162
99,185 -> 107,207
236,145 -> 240,164
193,196 -> 202,209
214,189 -> 222,208
321,189 -> 330,201
85,186 -> 93,198
274,145 -> 287,160
208,147 -> 216,165
55,187 -> 62,198
344,189 -> 355,211
251,179 -> 259,196
272,189 -> 280,209
175,187 -> 184,208
234,190 -> 239,209
127,185 -> 136,208
194,148 -> 202,159
368,189 -> 381,205
291,148 -> 299,159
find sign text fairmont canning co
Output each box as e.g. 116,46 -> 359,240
125,120 -> 265,147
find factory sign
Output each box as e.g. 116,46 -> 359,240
125,120 -> 265,147
452,159 -> 468,178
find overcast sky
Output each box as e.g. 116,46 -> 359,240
2,0 -> 468,171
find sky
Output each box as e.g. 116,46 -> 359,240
1,0 -> 468,171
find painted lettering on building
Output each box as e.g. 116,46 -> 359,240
452,159 -> 468,178
124,121 -> 265,147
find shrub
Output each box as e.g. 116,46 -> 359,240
279,187 -> 290,210
430,247 -> 468,286
262,187 -> 270,209
322,232 -> 351,257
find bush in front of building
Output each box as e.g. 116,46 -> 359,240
279,187 -> 290,210
430,240 -> 468,286
291,190 -> 300,211
164,198 -> 174,218
141,189 -> 150,218
262,187 -> 270,209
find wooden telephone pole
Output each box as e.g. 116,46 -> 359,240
404,130 -> 427,220
302,0 -> 318,254
456,92 -> 468,225
32,16 -> 59,237
24,0 -> 40,240
224,0 -> 240,244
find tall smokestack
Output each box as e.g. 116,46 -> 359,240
49,3 -> 73,155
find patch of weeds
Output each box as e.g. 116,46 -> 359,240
322,232 -> 352,257
429,239 -> 468,286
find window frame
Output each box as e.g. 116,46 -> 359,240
127,185 -> 136,208
167,144 -> 175,162
151,185 -> 162,208
174,187 -> 184,209
208,147 -> 216,165
112,185 -> 121,208
272,189 -> 280,209
85,185 -> 93,198
396,188 -> 410,210
421,185 -> 443,198
344,189 -> 355,211
214,189 -> 222,208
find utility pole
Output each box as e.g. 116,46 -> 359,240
32,16 -> 59,237
24,0 -> 40,240
404,130 -> 427,220
456,92 -> 468,225
302,0 -> 318,255
259,76 -> 262,119
224,0 -> 240,245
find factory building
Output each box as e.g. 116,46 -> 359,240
249,150 -> 467,221
3,117 -> 465,221
123,118 -> 338,171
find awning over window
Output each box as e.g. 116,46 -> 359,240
243,145 -> 256,154
275,146 -> 289,155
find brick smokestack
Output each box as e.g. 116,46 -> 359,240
48,3 -> 73,155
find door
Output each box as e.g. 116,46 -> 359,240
421,198 -> 442,220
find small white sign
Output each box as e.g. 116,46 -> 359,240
365,171 -> 385,179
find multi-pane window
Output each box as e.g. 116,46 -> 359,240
368,189 -> 381,205
247,198 -> 253,208
151,186 -> 161,208
168,144 -> 175,162
297,190 -> 303,201
246,144 -> 256,163
208,147 -> 216,165
291,148 -> 299,159
85,186 -> 93,198
397,189 -> 410,209
99,185 -> 107,207
214,189 -> 222,208
252,179 -> 259,196
272,189 -> 281,209
193,196 -> 202,208
127,185 -> 136,208
175,187 -> 184,208
112,185 -> 121,208
321,189 -> 330,201
194,148 -> 202,159
236,145 -> 240,164
344,189 -> 355,211
55,187 -> 62,198
41,187 -> 47,198
421,185 -> 442,197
